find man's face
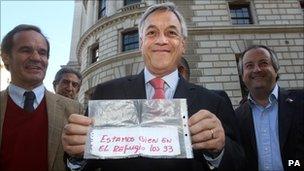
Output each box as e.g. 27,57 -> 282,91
242,48 -> 277,93
54,73 -> 81,99
140,10 -> 185,77
1,30 -> 48,90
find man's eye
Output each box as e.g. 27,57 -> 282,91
38,49 -> 47,56
20,48 -> 32,53
146,31 -> 156,36
245,64 -> 253,69
259,61 -> 268,67
168,31 -> 178,35
72,82 -> 79,88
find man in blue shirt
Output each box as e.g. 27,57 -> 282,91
235,45 -> 304,171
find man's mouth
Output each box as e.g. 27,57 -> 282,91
251,75 -> 264,80
152,49 -> 170,53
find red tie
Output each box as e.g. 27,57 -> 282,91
150,78 -> 165,99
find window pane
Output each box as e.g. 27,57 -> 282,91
229,4 -> 252,25
122,30 -> 139,51
98,0 -> 106,19
124,0 -> 140,6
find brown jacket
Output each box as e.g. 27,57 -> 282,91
0,89 -> 83,171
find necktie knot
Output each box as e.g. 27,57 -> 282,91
150,78 -> 165,99
150,78 -> 164,89
24,91 -> 35,112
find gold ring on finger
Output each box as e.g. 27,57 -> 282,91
210,129 -> 214,139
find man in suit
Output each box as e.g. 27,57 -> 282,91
62,2 -> 244,171
53,68 -> 82,99
235,45 -> 304,171
0,24 -> 83,171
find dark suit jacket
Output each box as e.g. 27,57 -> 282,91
83,71 -> 245,171
212,90 -> 233,108
235,88 -> 304,171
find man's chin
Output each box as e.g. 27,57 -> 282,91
252,85 -> 266,91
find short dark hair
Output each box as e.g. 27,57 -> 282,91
1,24 -> 50,58
53,68 -> 82,86
238,45 -> 280,80
180,57 -> 190,74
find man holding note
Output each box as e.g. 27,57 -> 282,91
62,2 -> 244,171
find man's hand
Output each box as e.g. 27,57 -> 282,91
62,114 -> 92,157
188,110 -> 225,154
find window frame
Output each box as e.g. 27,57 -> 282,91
90,43 -> 99,64
229,3 -> 253,25
98,0 -> 106,19
124,0 -> 141,6
121,29 -> 139,52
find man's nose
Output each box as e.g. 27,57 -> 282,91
30,50 -> 41,60
66,82 -> 74,90
156,33 -> 168,44
253,64 -> 262,72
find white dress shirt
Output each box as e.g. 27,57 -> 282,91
144,67 -> 179,99
8,83 -> 45,110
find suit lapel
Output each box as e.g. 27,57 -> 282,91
45,91 -> 64,171
0,90 -> 8,149
278,89 -> 293,151
173,76 -> 196,115
124,71 -> 146,99
243,103 -> 258,158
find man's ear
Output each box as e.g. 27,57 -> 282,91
52,82 -> 57,92
1,53 -> 10,70
181,39 -> 186,54
139,37 -> 143,50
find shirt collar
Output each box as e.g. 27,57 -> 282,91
248,84 -> 279,105
8,83 -> 46,104
144,67 -> 179,89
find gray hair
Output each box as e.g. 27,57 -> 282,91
53,68 -> 82,86
238,45 -> 280,80
138,2 -> 188,39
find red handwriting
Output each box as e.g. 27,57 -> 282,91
112,144 -> 143,154
138,136 -> 158,143
99,145 -> 109,152
98,135 -> 176,155
163,145 -> 173,152
161,137 -> 172,143
100,135 -> 135,143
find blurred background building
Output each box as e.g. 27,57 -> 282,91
0,57 -> 11,91
67,0 -> 304,107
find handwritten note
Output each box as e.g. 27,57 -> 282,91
90,127 -> 181,158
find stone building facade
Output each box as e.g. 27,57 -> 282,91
68,0 -> 304,107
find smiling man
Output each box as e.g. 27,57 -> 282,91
62,2 -> 245,171
0,24 -> 83,171
236,45 -> 304,171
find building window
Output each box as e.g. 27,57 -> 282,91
229,3 -> 253,25
300,1 -> 304,13
98,0 -> 106,19
91,44 -> 99,64
122,30 -> 139,52
124,0 -> 140,6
